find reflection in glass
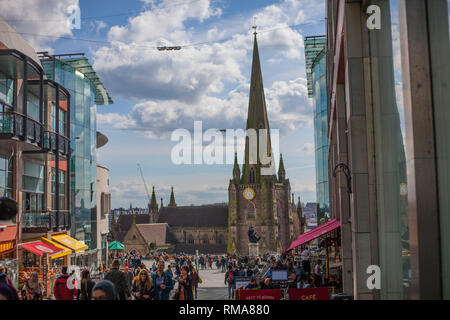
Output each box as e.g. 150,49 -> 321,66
368,0 -> 410,299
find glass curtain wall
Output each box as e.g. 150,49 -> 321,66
312,50 -> 329,224
42,59 -> 97,249
368,0 -> 410,299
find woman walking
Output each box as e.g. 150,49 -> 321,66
78,269 -> 95,300
174,266 -> 193,300
131,269 -> 154,300
22,272 -> 43,300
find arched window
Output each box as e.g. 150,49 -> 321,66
249,168 -> 256,184
202,234 -> 209,244
217,234 -> 225,244
188,234 -> 194,244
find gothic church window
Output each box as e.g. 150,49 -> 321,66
249,168 -> 256,184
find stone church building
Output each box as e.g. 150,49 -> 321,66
110,30 -> 302,255
227,29 -> 302,255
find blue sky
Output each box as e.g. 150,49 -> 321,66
1,0 -> 326,208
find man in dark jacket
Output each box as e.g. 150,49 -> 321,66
104,260 -> 131,300
53,266 -> 77,300
151,260 -> 173,300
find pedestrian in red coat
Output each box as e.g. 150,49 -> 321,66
53,266 -> 77,300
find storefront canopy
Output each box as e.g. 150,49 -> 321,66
286,219 -> 341,252
20,240 -> 63,257
41,237 -> 72,259
51,234 -> 88,253
108,241 -> 125,250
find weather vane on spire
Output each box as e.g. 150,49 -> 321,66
252,16 -> 257,35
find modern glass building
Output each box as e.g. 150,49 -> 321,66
304,36 -> 329,224
326,0 -> 449,299
40,54 -> 113,256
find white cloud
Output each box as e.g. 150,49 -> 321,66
93,0 -> 319,137
0,0 -> 77,50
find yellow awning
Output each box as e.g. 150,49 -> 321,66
41,237 -> 72,259
51,234 -> 88,253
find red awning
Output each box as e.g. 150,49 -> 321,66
286,218 -> 341,252
20,240 -> 64,257
0,225 -> 17,243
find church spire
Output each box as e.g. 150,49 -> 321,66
278,153 -> 286,181
242,28 -> 274,184
168,186 -> 177,207
150,186 -> 158,212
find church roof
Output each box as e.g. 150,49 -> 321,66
157,205 -> 228,228
117,214 -> 150,232
136,223 -> 171,246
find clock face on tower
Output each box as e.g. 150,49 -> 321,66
243,187 -> 256,201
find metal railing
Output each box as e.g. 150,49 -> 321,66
0,101 -> 43,145
43,130 -> 70,156
22,210 -> 71,231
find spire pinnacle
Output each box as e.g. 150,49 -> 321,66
278,153 -> 286,181
169,186 -> 177,207
242,23 -> 274,183
233,152 -> 241,182
252,16 -> 257,35
150,186 -> 158,212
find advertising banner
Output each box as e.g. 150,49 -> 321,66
236,289 -> 281,300
288,288 -> 330,300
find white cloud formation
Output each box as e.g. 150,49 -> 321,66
93,0 -> 320,137
0,0 -> 77,50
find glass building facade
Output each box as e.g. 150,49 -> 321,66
304,36 -> 329,224
326,0 -> 449,299
42,59 -> 98,249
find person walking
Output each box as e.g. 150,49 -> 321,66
301,247 -> 311,276
123,266 -> 134,293
22,272 -> 43,300
190,266 -> 201,299
78,269 -> 95,300
173,266 -> 193,300
91,280 -> 120,300
224,266 -> 235,299
104,259 -> 131,300
131,269 -> 154,300
53,266 -> 77,300
0,271 -> 19,300
151,260 -> 173,300
313,259 -> 323,287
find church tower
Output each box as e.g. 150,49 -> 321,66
228,27 -> 298,255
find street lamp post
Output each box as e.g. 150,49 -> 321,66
106,232 -> 114,268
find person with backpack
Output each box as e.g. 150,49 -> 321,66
53,266 -> 77,300
151,260 -> 173,300
224,266 -> 235,299
77,269 -> 95,300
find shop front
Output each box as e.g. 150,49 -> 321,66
286,219 -> 342,294
18,233 -> 87,298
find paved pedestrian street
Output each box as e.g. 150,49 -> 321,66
143,259 -> 228,300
